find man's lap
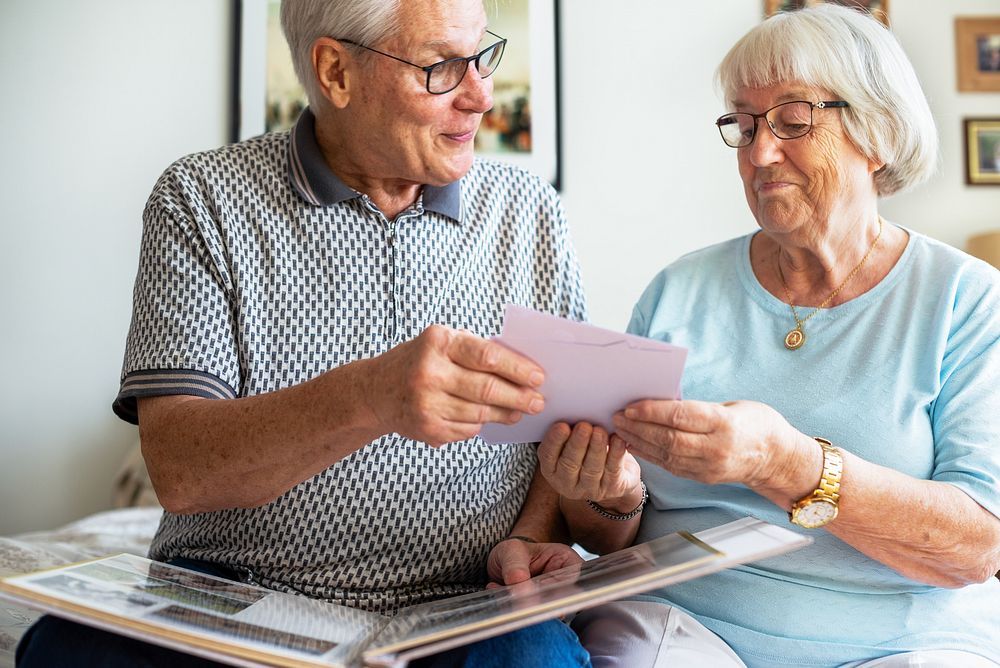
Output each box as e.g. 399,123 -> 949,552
15,557 -> 590,668
16,615 -> 590,668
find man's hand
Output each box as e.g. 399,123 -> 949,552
486,537 -> 583,586
364,325 -> 546,446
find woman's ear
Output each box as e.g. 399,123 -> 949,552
312,38 -> 353,109
868,155 -> 886,176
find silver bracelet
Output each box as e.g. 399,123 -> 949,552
585,481 -> 647,521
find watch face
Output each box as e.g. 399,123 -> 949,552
793,500 -> 838,528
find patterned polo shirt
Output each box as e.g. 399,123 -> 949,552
113,108 -> 587,613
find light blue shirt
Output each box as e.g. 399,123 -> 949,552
628,228 -> 1000,667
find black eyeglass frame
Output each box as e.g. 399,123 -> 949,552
334,29 -> 507,95
715,100 -> 850,148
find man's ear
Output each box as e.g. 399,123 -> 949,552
312,38 -> 353,109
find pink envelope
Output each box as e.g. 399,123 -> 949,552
479,305 -> 687,445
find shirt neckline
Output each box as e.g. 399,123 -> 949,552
287,107 -> 463,222
737,224 -> 916,321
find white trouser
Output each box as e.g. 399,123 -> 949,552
571,600 -> 998,668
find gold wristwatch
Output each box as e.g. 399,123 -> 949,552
789,437 -> 843,529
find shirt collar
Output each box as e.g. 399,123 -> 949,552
288,107 -> 463,222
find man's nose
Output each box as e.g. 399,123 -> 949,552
454,61 -> 493,112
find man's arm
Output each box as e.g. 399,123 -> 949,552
140,325 -> 545,514
505,468 -> 570,545
486,469 -> 583,586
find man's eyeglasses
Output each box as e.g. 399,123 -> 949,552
335,30 -> 507,95
715,100 -> 850,148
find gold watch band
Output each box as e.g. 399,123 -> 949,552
810,437 -> 842,503
789,437 -> 843,528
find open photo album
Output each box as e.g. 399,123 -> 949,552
0,517 -> 810,668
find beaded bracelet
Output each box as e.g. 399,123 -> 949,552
585,481 -> 648,521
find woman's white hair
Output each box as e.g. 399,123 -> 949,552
716,3 -> 938,197
280,0 -> 401,108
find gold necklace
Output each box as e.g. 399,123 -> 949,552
776,216 -> 883,350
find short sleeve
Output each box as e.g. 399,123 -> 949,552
930,263 -> 1000,518
626,268 -> 669,336
113,163 -> 240,424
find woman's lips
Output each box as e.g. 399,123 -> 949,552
757,180 -> 795,194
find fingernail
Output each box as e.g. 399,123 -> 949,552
529,396 -> 544,413
529,370 -> 544,387
624,408 -> 637,419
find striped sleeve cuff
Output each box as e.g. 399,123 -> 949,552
112,369 -> 237,424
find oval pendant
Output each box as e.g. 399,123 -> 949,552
784,327 -> 805,350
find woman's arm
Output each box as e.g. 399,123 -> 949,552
537,422 -> 644,555
615,399 -> 1000,588
828,452 -> 1000,587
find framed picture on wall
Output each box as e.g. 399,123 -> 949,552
964,118 -> 1000,186
763,0 -> 889,26
231,0 -> 562,189
230,0 -> 304,142
955,17 -> 1000,92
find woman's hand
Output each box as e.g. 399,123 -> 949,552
612,399 -> 817,505
537,422 -> 643,508
538,422 -> 645,555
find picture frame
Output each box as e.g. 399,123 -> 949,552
963,118 -> 1000,186
231,0 -> 562,189
763,0 -> 889,27
955,17 -> 1000,93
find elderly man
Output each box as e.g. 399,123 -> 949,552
15,0 -> 591,666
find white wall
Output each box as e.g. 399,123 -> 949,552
1,0 -> 997,534
561,0 -> 1000,328
0,0 -> 230,534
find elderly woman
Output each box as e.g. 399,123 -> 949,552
538,5 -> 1000,667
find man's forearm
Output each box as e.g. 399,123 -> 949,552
139,356 -> 384,515
506,469 -> 571,544
139,326 -> 549,515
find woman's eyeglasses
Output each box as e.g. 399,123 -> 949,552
715,100 -> 850,148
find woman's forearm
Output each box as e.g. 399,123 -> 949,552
821,451 -> 1000,587
560,496 -> 641,555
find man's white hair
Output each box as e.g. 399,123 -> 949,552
280,0 -> 402,108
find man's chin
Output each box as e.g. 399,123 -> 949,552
425,155 -> 475,186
